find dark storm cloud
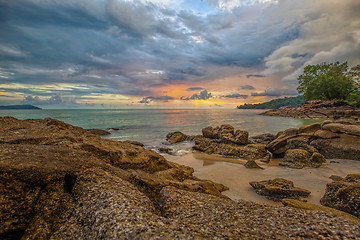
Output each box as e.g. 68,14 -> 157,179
251,88 -> 298,97
224,93 -> 248,99
241,85 -> 255,90
186,87 -> 204,91
246,74 -> 265,78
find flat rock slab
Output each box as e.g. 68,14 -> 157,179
249,178 -> 311,201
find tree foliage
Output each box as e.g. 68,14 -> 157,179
297,62 -> 360,102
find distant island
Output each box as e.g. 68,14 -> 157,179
237,96 -> 304,109
0,104 -> 42,110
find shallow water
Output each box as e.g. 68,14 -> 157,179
166,152 -> 360,206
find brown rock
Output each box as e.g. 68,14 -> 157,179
280,149 -> 325,169
329,175 -> 344,181
249,178 -> 311,201
282,199 -> 360,224
87,128 -> 111,136
202,126 -> 220,139
159,147 -> 172,154
310,133 -> 360,160
123,140 -> 145,147
250,133 -> 276,145
322,123 -> 360,137
219,124 -> 235,137
286,138 -> 318,154
310,152 -> 326,164
234,129 -> 249,145
244,160 -> 263,169
313,130 -> 340,139
298,122 -> 321,134
166,131 -> 187,144
267,135 -> 293,156
320,174 -> 360,218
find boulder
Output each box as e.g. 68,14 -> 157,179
267,135 -> 292,156
166,131 -> 187,144
313,130 -> 340,139
234,129 -> 249,145
159,147 -> 173,154
250,133 -> 276,145
219,124 -> 235,137
310,134 -> 360,160
249,178 -> 311,201
279,149 -> 325,169
322,123 -> 360,137
202,126 -> 220,139
320,174 -> 360,218
286,138 -> 318,154
298,122 -> 321,135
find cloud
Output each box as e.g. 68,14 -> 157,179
246,74 -> 265,78
181,89 -> 212,100
224,93 -> 248,99
186,87 -> 204,91
0,0 -> 358,107
139,95 -> 174,103
262,0 -> 360,83
251,87 -> 298,97
21,94 -> 76,105
241,85 -> 255,90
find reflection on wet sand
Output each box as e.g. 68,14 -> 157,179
166,152 -> 360,206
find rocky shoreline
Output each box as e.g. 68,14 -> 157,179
260,100 -> 360,120
1,116 -> 360,239
166,120 -> 360,220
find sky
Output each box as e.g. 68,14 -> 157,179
0,0 -> 359,109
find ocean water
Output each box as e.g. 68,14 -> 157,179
0,109 -> 319,148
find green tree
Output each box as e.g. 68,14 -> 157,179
297,62 -> 360,101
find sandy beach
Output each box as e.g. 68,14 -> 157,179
166,152 -> 360,206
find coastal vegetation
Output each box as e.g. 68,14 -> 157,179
297,62 -> 360,106
237,96 -> 304,109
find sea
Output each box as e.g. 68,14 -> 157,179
2,108 -> 359,205
0,108 -> 319,149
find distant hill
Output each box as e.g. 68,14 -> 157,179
237,96 -> 304,109
0,104 -> 42,110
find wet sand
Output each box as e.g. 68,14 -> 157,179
166,152 -> 360,206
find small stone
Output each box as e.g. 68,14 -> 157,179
244,160 -> 263,169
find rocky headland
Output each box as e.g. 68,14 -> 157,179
1,116 -> 360,239
261,100 -> 360,120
